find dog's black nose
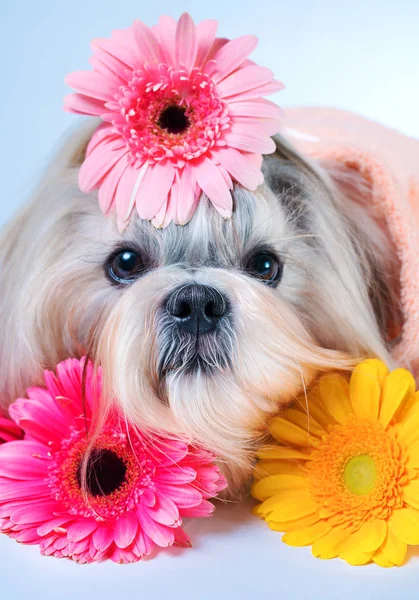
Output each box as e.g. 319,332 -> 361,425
166,284 -> 228,334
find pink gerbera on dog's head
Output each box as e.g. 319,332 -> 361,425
64,12 -> 283,228
0,358 -> 226,564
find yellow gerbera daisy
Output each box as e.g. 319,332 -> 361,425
252,358 -> 419,567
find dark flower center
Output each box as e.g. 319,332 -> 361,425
158,105 -> 190,134
77,448 -> 127,497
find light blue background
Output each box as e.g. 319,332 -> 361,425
1,1 -> 419,598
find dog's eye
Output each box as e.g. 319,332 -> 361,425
246,252 -> 283,286
106,249 -> 144,284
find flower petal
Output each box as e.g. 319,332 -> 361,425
132,20 -> 164,64
252,474 -> 308,501
380,527 -> 407,566
282,520 -> 331,547
211,147 -> 264,191
260,490 -> 317,521
114,512 -> 138,549
176,163 -> 199,225
79,140 -> 127,192
281,408 -> 325,439
193,156 -> 233,217
228,99 -> 284,119
65,70 -> 117,102
63,93 -> 105,116
266,513 -> 320,532
269,416 -> 318,447
67,519 -> 98,543
223,124 -> 276,154
339,519 -> 387,554
339,550 -> 375,566
212,35 -> 258,83
388,507 -> 419,544
402,479 -> 419,509
379,368 -> 416,428
256,446 -> 313,461
311,527 -> 351,559
217,65 -> 275,99
349,360 -> 382,419
195,19 -> 218,67
253,460 -> 305,481
136,161 -> 175,220
394,403 -> 419,445
175,13 -> 198,71
318,373 -> 352,424
138,508 -> 174,547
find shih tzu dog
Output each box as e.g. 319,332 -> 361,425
0,120 -> 401,498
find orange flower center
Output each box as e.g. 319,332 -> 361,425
306,417 -> 409,532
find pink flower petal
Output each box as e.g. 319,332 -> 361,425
176,164 -> 198,225
195,20 -> 218,67
98,154 -> 131,214
154,483 -> 204,508
115,161 -> 148,228
65,70 -> 117,102
175,13 -> 198,71
92,525 -> 114,552
10,502 -> 62,526
211,146 -> 264,190
223,124 -> 276,154
137,508 -> 175,547
67,519 -> 98,543
193,156 -> 233,217
146,494 -> 180,526
0,480 -> 50,502
225,79 -> 285,102
135,161 -> 175,220
212,35 -> 258,83
132,20 -> 164,65
228,98 -> 284,119
63,93 -> 105,116
217,65 -> 275,99
232,115 -> 281,136
0,453 -> 49,480
36,517 -> 70,537
133,529 -> 154,557
90,45 -> 131,82
179,499 -> 215,518
173,527 -> 191,547
114,512 -> 138,549
92,36 -> 139,70
152,15 -> 177,65
154,465 -> 197,485
79,140 -> 128,192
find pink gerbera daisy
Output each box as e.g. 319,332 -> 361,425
0,358 -> 226,564
64,12 -> 284,228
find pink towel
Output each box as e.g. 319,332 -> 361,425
280,107 -> 419,374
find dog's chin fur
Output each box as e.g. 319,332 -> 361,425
0,123 -> 402,499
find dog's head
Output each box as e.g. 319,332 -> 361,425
0,124 -> 400,495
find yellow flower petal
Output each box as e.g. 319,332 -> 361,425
266,490 -> 318,522
318,373 -> 352,424
380,528 -> 407,566
406,443 -> 419,468
311,527 -> 351,559
395,403 -> 419,446
372,550 -> 395,568
252,474 -> 308,501
283,520 -> 331,547
388,507 -> 419,545
402,479 -> 419,509
256,446 -> 313,461
281,408 -> 325,439
339,550 -> 375,566
379,368 -> 416,428
269,417 -> 318,447
396,390 -> 419,421
339,520 -> 387,554
295,390 -> 332,429
267,513 -> 320,532
253,460 -> 305,481
363,358 -> 389,380
349,360 -> 381,419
